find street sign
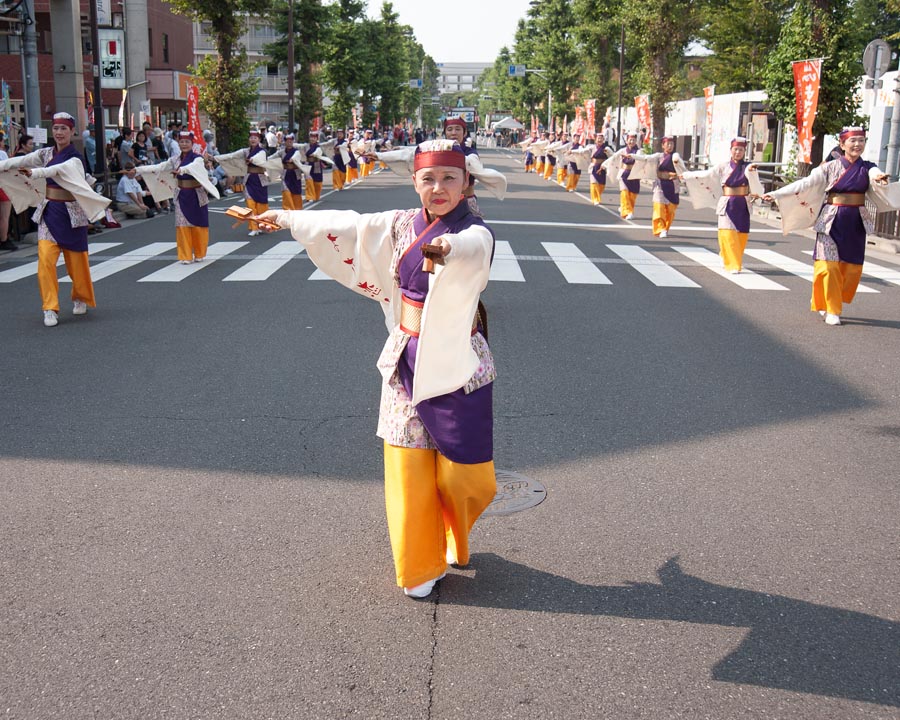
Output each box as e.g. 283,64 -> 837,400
408,79 -> 423,89
863,39 -> 891,78
98,28 -> 125,89
508,64 -> 526,78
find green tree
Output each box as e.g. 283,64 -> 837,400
621,0 -> 704,149
264,0 -> 330,135
526,0 -> 582,123
763,0 -> 865,167
698,0 -> 791,93
321,0 -> 367,130
572,0 -> 625,107
168,0 -> 271,151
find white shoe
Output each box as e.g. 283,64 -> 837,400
446,548 -> 458,566
825,313 -> 841,326
659,230 -> 668,238
180,260 -> 191,265
403,572 -> 446,598
818,310 -> 826,317
72,300 -> 87,315
248,229 -> 261,237
43,310 -> 58,327
193,257 -> 204,263
624,213 -> 633,220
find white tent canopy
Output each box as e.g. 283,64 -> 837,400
491,116 -> 524,130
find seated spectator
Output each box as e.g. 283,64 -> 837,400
115,162 -> 155,219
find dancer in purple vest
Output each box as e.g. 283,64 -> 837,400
254,140 -> 506,599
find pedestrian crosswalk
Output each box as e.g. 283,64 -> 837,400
3,241 -> 900,295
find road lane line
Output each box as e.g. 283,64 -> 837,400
802,249 -> 900,288
0,242 -> 121,283
672,245 -> 789,290
490,240 -> 526,282
748,249 -> 878,293
541,242 -> 612,284
60,242 -> 176,282
606,244 -> 699,287
137,241 -> 248,282
222,241 -> 305,281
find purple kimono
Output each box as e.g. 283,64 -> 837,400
723,161 -> 750,233
657,152 -> 680,205
175,151 -> 209,228
591,143 -> 609,184
282,147 -> 304,195
39,144 -> 90,252
620,145 -> 640,194
245,146 -> 269,203
813,156 -> 875,266
305,143 -> 324,183
396,201 -> 494,464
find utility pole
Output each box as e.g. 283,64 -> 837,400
616,24 -> 625,148
20,0 -> 39,129
287,0 -> 295,132
88,0 -> 106,186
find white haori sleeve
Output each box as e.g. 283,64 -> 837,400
275,208 -> 399,330
375,147 -> 417,176
338,144 -> 352,165
414,223 -> 492,405
309,147 -> 334,166
136,157 -> 178,202
769,168 -> 827,235
864,166 -> 900,212
626,152 -> 658,181
264,154 -> 284,184
29,157 -> 111,222
601,149 -> 626,182
746,164 -> 765,198
214,149 -> 251,179
179,157 -> 220,199
465,153 -> 508,199
0,154 -> 45,212
682,165 -> 723,210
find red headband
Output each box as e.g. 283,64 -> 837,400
52,114 -> 75,129
414,149 -> 467,173
839,127 -> 866,140
444,117 -> 467,131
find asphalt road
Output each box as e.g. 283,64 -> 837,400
2,149 -> 899,719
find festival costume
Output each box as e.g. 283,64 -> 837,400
632,149 -> 687,236
543,146 -> 557,180
590,143 -> 613,205
280,146 -> 305,210
565,142 -> 594,193
683,160 -> 754,271
216,144 -> 270,231
770,155 -> 900,317
0,143 -> 110,314
603,144 -> 643,218
139,151 -> 219,262
304,141 -> 325,203
332,137 -> 350,190
273,197 -> 497,589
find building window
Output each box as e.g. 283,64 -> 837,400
162,33 -> 168,63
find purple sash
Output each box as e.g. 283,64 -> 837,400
820,157 -> 873,265
723,161 -> 750,232
44,145 -> 89,252
246,146 -> 268,203
621,146 -> 640,193
396,202 -> 494,464
176,151 -> 208,228
282,147 -> 303,195
658,153 -> 679,204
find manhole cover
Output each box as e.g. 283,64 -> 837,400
482,469 -> 546,516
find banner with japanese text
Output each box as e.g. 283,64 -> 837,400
703,85 -> 715,159
187,85 -> 206,152
792,59 -> 822,164
585,99 -> 596,138
634,95 -> 651,141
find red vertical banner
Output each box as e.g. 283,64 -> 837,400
187,85 -> 206,152
585,99 -> 596,139
634,95 -> 651,141
792,59 -> 822,164
703,85 -> 715,160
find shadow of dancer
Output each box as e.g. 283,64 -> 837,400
442,554 -> 899,707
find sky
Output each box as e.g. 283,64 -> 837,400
366,0 -> 534,64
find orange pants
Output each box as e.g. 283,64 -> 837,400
718,228 -> 749,271
383,443 -> 496,588
652,203 -> 677,236
282,191 -> 303,210
246,199 -> 269,232
305,180 -> 322,203
347,166 -> 359,183
543,162 -> 555,180
620,190 -> 638,218
535,160 -> 544,175
360,162 -> 372,178
566,171 -> 580,192
811,259 -> 864,316
37,239 -> 95,312
332,168 -> 346,190
557,165 -> 568,185
590,182 -> 605,205
175,226 -> 209,262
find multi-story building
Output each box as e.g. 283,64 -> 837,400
0,0 -> 192,137
193,17 -> 290,128
435,62 -> 491,96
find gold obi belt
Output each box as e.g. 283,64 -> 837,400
45,186 -> 76,202
177,177 -> 202,189
400,294 -> 478,338
825,192 -> 865,206
283,161 -> 297,170
247,166 -> 266,174
722,185 -> 750,196
657,171 -> 678,180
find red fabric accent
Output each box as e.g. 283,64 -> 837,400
414,150 -> 466,172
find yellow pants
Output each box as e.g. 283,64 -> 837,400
37,239 -> 95,312
557,166 -> 568,185
305,180 -> 322,203
566,172 -> 580,192
811,259 -> 864,316
347,166 -> 359,183
535,160 -> 544,175
718,228 -> 749,271
543,162 -> 554,180
383,443 -> 496,588
525,162 -> 534,173
175,226 -> 209,262
360,162 -> 372,178
246,199 -> 268,232
332,169 -> 346,190
282,191 -> 303,210
652,203 -> 677,236
590,182 -> 605,205
620,190 -> 637,218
